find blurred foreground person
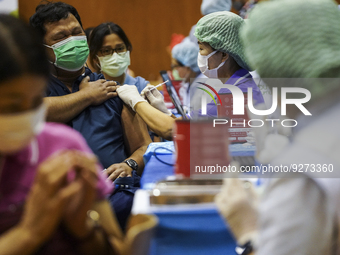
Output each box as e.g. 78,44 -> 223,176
0,14 -> 123,255
216,0 -> 340,255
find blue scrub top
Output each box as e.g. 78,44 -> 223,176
46,68 -> 127,168
206,68 -> 265,117
124,73 -> 149,93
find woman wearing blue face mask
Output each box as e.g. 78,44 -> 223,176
89,22 -> 149,93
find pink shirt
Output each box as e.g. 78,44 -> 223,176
0,123 -> 113,212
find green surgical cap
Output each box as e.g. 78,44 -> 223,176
194,11 -> 252,71
241,0 -> 340,78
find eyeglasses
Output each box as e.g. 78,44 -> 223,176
99,45 -> 127,56
171,60 -> 184,70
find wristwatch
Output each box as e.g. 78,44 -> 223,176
235,241 -> 253,255
124,159 -> 138,170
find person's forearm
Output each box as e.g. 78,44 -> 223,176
121,104 -> 152,175
0,225 -> 43,255
135,102 -> 175,141
126,144 -> 148,176
44,91 -> 92,123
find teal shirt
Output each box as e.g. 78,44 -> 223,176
124,73 -> 149,93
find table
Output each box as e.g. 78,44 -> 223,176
134,142 -> 258,254
141,142 -> 257,189
149,206 -> 236,255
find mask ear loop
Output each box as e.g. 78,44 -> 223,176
95,55 -> 102,72
208,52 -> 229,71
200,50 -> 218,73
218,54 -> 229,69
43,44 -> 62,79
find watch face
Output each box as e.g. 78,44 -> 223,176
126,159 -> 138,170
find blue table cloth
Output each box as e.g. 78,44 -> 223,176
140,142 -> 256,255
149,208 -> 236,255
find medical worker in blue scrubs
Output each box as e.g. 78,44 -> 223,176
88,22 -> 149,93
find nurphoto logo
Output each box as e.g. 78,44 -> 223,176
197,82 -> 311,128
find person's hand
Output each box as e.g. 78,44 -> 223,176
215,176 -> 258,244
104,162 -> 133,181
79,76 -> 117,105
62,151 -> 99,239
116,85 -> 147,111
141,85 -> 172,116
18,151 -> 84,245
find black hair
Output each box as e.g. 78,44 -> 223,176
88,22 -> 132,73
29,1 -> 83,37
84,27 -> 94,41
0,14 -> 49,82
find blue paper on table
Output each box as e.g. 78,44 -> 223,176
149,208 -> 236,255
143,142 -> 175,165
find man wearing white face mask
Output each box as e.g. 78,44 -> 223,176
194,11 -> 264,117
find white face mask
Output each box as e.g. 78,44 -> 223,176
197,50 -> 226,78
0,104 -> 46,154
97,51 -> 131,77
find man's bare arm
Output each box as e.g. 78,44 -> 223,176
121,105 -> 152,176
104,104 -> 152,181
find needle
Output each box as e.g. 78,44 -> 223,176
150,80 -> 169,90
141,80 -> 169,96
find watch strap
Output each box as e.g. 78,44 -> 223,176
124,159 -> 138,170
235,241 -> 253,255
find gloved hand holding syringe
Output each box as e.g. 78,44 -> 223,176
116,80 -> 172,115
140,80 -> 168,97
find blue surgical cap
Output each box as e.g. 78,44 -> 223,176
172,38 -> 200,73
201,0 -> 232,15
